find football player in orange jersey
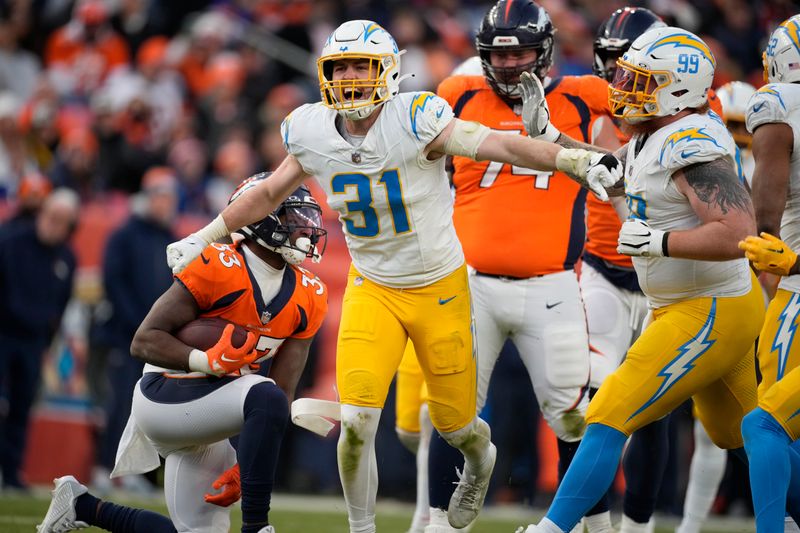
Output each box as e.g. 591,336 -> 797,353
430,1 -> 621,531
38,174 -> 328,533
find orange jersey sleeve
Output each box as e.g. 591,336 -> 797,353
439,75 -> 609,277
707,88 -> 723,117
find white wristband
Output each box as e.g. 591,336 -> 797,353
188,349 -> 213,374
540,123 -> 562,143
194,214 -> 230,245
555,148 -> 593,176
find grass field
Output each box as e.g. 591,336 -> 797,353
0,491 -> 757,533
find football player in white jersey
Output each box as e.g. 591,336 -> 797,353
672,79 -> 758,533
165,20 -> 621,533
517,26 -> 762,533
737,14 -> 800,533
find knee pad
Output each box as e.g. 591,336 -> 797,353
339,369 -> 386,408
396,427 -> 420,454
544,324 -> 590,390
244,382 -> 289,424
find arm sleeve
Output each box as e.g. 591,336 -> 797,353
404,92 -> 455,146
293,278 -> 329,339
175,246 -> 222,311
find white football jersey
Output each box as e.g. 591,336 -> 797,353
624,112 -> 751,308
281,92 -> 464,288
746,83 -> 800,294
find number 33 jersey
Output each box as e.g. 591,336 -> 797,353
281,93 -> 463,288
149,241 -> 328,376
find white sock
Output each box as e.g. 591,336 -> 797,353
540,517 -> 568,533
620,514 -> 651,533
412,404 -> 433,529
786,517 -> 800,533
440,417 -> 492,472
676,420 -> 726,533
584,512 -> 612,533
338,404 -> 382,533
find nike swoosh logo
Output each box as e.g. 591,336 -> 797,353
200,253 -> 210,264
436,106 -> 445,118
753,103 -> 765,112
545,301 -> 562,309
680,150 -> 699,158
769,248 -> 785,254
439,296 -> 457,305
220,354 -> 239,363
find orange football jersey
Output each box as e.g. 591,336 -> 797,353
176,242 -> 328,362
438,74 -> 613,277
584,87 -> 724,269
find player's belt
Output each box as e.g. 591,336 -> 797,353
474,270 -> 543,281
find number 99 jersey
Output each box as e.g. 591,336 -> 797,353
281,93 -> 463,288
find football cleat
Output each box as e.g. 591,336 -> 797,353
447,442 -> 497,529
256,527 -> 275,533
36,476 -> 89,533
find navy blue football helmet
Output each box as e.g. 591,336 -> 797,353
593,7 -> 666,81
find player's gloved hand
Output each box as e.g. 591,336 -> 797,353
520,71 -> 561,142
738,232 -> 798,276
555,149 -> 622,201
617,218 -> 669,257
189,324 -> 258,376
166,234 -> 207,274
204,464 -> 241,507
167,214 -> 231,274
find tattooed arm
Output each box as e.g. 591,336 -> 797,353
670,158 -> 755,260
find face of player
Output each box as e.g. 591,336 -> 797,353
330,58 -> 379,104
489,48 -> 539,83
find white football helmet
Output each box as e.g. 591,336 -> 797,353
716,81 -> 756,147
608,26 -> 716,122
317,20 -> 405,121
763,15 -> 800,84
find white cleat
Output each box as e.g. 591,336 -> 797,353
36,476 -> 89,533
447,442 -> 497,529
257,527 -> 275,533
515,525 -> 541,533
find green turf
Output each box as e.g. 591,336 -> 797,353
0,494 -> 529,532
0,493 -> 757,533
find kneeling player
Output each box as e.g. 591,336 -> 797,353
37,174 -> 328,533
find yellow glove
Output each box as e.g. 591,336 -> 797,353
738,232 -> 798,276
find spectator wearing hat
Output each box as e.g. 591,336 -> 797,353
92,167 -> 177,493
0,188 -> 78,490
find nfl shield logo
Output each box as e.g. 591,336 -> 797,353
260,311 -> 272,324
351,152 -> 361,164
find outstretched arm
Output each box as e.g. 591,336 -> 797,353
427,118 -> 622,200
750,122 -> 793,236
167,155 -> 310,273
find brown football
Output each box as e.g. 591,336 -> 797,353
174,318 -> 249,351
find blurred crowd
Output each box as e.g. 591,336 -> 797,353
0,0 -> 797,517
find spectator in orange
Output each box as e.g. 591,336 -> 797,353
4,172 -> 53,231
45,0 -> 130,96
196,52 -> 254,153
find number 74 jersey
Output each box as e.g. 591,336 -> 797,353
281,92 -> 464,288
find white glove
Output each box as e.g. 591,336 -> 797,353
166,234 -> 208,274
555,149 -> 622,201
520,71 -> 561,142
617,218 -> 669,257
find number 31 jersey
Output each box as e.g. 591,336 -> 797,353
281,93 -> 463,288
